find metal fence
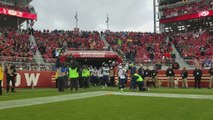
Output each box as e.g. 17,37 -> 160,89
0,56 -> 56,71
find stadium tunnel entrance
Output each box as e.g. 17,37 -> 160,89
64,51 -> 122,67
76,58 -> 117,67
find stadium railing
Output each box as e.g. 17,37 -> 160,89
0,56 -> 55,71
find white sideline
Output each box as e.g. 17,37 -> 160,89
1,91 -> 213,110
0,91 -> 107,110
112,92 -> 213,100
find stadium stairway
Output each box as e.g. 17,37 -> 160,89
172,44 -> 193,69
102,34 -> 126,61
29,35 -> 45,64
101,34 -> 112,51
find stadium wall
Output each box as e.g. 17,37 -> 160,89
1,69 -> 211,88
2,70 -> 54,88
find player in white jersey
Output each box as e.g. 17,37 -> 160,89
98,67 -> 103,87
93,67 -> 99,86
102,64 -> 110,89
118,62 -> 128,92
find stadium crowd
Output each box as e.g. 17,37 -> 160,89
0,1 -> 31,12
171,30 -> 213,66
34,30 -> 105,61
0,28 -> 34,59
106,32 -> 174,64
172,31 -> 212,58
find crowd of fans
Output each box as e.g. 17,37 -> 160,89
34,30 -> 105,61
0,1 -> 31,13
106,32 -> 174,64
0,28 -> 34,62
172,30 -> 213,66
0,27 -> 212,68
172,30 -> 212,58
160,0 -> 213,19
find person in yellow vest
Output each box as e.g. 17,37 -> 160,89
55,70 -> 58,88
133,72 -> 147,91
82,65 -> 90,88
68,61 -> 80,92
0,64 -> 3,95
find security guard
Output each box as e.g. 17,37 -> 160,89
57,64 -> 67,92
0,64 -> 3,95
133,72 -> 146,91
144,66 -> 152,88
166,66 -> 175,88
193,66 -> 202,89
151,66 -> 158,88
69,61 -> 79,92
181,67 -> 188,88
82,65 -> 90,88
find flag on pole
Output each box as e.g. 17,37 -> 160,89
75,12 -> 78,21
106,14 -> 109,23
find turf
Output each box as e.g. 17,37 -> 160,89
0,95 -> 212,120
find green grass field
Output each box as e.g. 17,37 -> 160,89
0,87 -> 213,120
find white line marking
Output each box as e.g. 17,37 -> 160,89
111,92 -> 213,100
0,91 -> 107,110
1,91 -> 213,110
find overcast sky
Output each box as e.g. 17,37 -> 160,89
30,0 -> 154,32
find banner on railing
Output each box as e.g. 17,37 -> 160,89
0,7 -> 37,20
65,51 -> 118,58
2,71 -> 53,88
160,10 -> 213,24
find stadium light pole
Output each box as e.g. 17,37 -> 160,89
153,0 -> 160,33
75,11 -> 78,28
106,14 -> 109,30
153,0 -> 156,33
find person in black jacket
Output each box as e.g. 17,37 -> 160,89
5,63 -> 17,93
181,67 -> 188,88
151,67 -> 158,87
193,67 -> 202,89
166,66 -> 175,88
208,64 -> 213,89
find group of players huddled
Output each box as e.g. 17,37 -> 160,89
55,55 -> 163,93
55,55 -> 213,93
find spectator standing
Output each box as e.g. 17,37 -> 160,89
200,46 -> 206,56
